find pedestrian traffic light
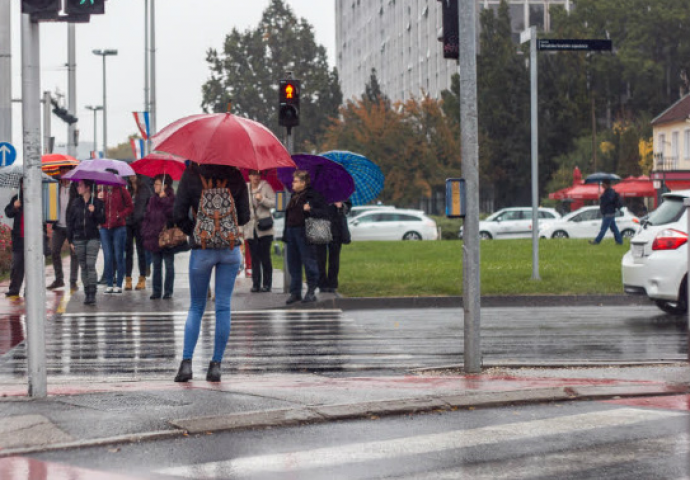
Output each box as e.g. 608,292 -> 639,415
21,0 -> 61,19
437,0 -> 459,60
64,0 -> 105,15
279,79 -> 300,128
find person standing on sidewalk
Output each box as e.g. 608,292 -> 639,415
142,174 -> 176,300
316,200 -> 351,293
67,180 -> 105,305
283,170 -> 328,304
243,170 -> 275,293
99,176 -> 134,293
589,179 -> 624,245
172,164 -> 249,383
125,175 -> 151,291
47,167 -> 79,291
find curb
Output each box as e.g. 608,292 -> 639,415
282,294 -> 652,311
0,384 -> 686,457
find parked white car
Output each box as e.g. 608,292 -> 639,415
539,206 -> 639,239
460,207 -> 561,240
347,205 -> 396,219
622,191 -> 689,314
349,209 -> 438,241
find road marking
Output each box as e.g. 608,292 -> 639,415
158,408 -> 684,478
58,309 -> 343,317
0,457 -> 144,479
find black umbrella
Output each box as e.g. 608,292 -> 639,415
584,172 -> 621,184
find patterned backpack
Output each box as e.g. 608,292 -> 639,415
193,175 -> 240,250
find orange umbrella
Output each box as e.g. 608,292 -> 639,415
41,154 -> 79,177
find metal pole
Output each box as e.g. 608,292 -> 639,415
144,0 -> 150,153
21,13 -> 48,398
686,198 -> 690,363
459,0 -> 481,373
149,0 -> 157,136
67,24 -> 76,158
93,108 -> 98,154
42,91 -> 51,154
283,128 -> 293,294
0,0 -> 11,143
529,26 -> 540,281
101,54 -> 107,155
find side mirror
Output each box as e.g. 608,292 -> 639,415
352,220 -> 360,226
495,217 -> 502,223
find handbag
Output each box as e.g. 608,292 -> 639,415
256,216 -> 274,231
159,226 -> 187,249
305,217 -> 332,245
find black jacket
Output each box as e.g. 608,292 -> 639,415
327,200 -> 352,244
173,164 -> 250,238
126,179 -> 152,226
5,193 -> 23,249
67,196 -> 106,243
284,187 -> 329,236
599,187 -> 621,216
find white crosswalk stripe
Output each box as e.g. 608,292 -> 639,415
158,408 -> 685,479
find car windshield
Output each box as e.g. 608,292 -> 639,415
647,197 -> 685,226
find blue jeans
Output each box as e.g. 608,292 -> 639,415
594,214 -> 623,244
285,226 -> 319,295
100,226 -> 127,288
182,247 -> 241,362
151,250 -> 175,297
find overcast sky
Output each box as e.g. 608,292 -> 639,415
8,0 -> 335,160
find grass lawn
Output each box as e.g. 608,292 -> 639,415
328,238 -> 629,297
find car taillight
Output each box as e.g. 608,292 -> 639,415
652,229 -> 688,250
632,218 -> 640,224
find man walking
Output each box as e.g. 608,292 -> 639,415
589,179 -> 623,245
48,167 -> 79,290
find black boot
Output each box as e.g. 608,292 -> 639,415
302,287 -> 317,303
206,361 -> 221,382
83,286 -> 96,305
174,359 -> 193,383
286,293 -> 302,304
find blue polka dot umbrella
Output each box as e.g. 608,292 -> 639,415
320,151 -> 384,206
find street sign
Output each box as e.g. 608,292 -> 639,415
0,142 -> 17,167
445,178 -> 466,218
538,39 -> 612,52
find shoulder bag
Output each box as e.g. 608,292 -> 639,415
305,217 -> 332,245
251,186 -> 273,231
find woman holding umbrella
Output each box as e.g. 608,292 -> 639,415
99,170 -> 134,293
66,180 -> 105,305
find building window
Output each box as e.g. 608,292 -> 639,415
685,129 -> 690,160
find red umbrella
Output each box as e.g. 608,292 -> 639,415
152,113 -> 296,170
562,183 -> 601,200
240,168 -> 283,193
613,176 -> 656,198
41,153 -> 79,176
132,152 -> 187,180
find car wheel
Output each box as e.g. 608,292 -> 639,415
479,231 -> 492,240
654,300 -> 687,315
551,230 -> 569,239
621,229 -> 635,238
402,231 -> 422,241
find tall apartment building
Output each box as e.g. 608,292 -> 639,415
335,0 -> 572,103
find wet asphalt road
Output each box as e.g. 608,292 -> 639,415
27,398 -> 690,480
0,305 -> 686,381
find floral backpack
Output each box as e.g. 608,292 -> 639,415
193,175 -> 240,250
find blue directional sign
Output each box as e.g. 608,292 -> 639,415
0,142 -> 17,167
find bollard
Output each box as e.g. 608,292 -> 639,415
685,198 -> 690,363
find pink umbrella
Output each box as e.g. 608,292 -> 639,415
132,152 -> 187,181
152,113 -> 296,171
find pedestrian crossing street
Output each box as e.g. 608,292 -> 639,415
2,401 -> 688,480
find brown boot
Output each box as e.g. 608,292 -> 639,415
124,277 -> 133,290
135,276 -> 146,290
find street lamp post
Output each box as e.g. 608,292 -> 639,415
85,105 -> 102,156
92,49 -> 117,155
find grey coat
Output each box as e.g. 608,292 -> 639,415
242,180 -> 276,240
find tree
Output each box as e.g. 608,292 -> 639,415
106,135 -> 139,162
201,0 -> 342,152
364,68 -> 389,107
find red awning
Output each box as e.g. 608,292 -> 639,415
613,179 -> 656,198
548,183 -> 601,200
665,180 -> 690,191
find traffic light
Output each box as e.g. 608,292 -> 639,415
438,0 -> 459,60
64,0 -> 105,15
279,79 -> 300,128
52,105 -> 78,125
21,0 -> 61,19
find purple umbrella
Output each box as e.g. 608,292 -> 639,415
62,158 -> 129,186
277,154 -> 355,204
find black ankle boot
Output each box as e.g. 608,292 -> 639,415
84,286 -> 96,305
285,293 -> 302,304
206,361 -> 221,382
302,288 -> 317,303
174,359 -> 193,382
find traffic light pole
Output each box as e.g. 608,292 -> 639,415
42,91 -> 51,154
21,13 -> 48,398
0,0 -> 11,144
459,0 -> 482,374
67,23 -> 77,157
283,127 -> 293,294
